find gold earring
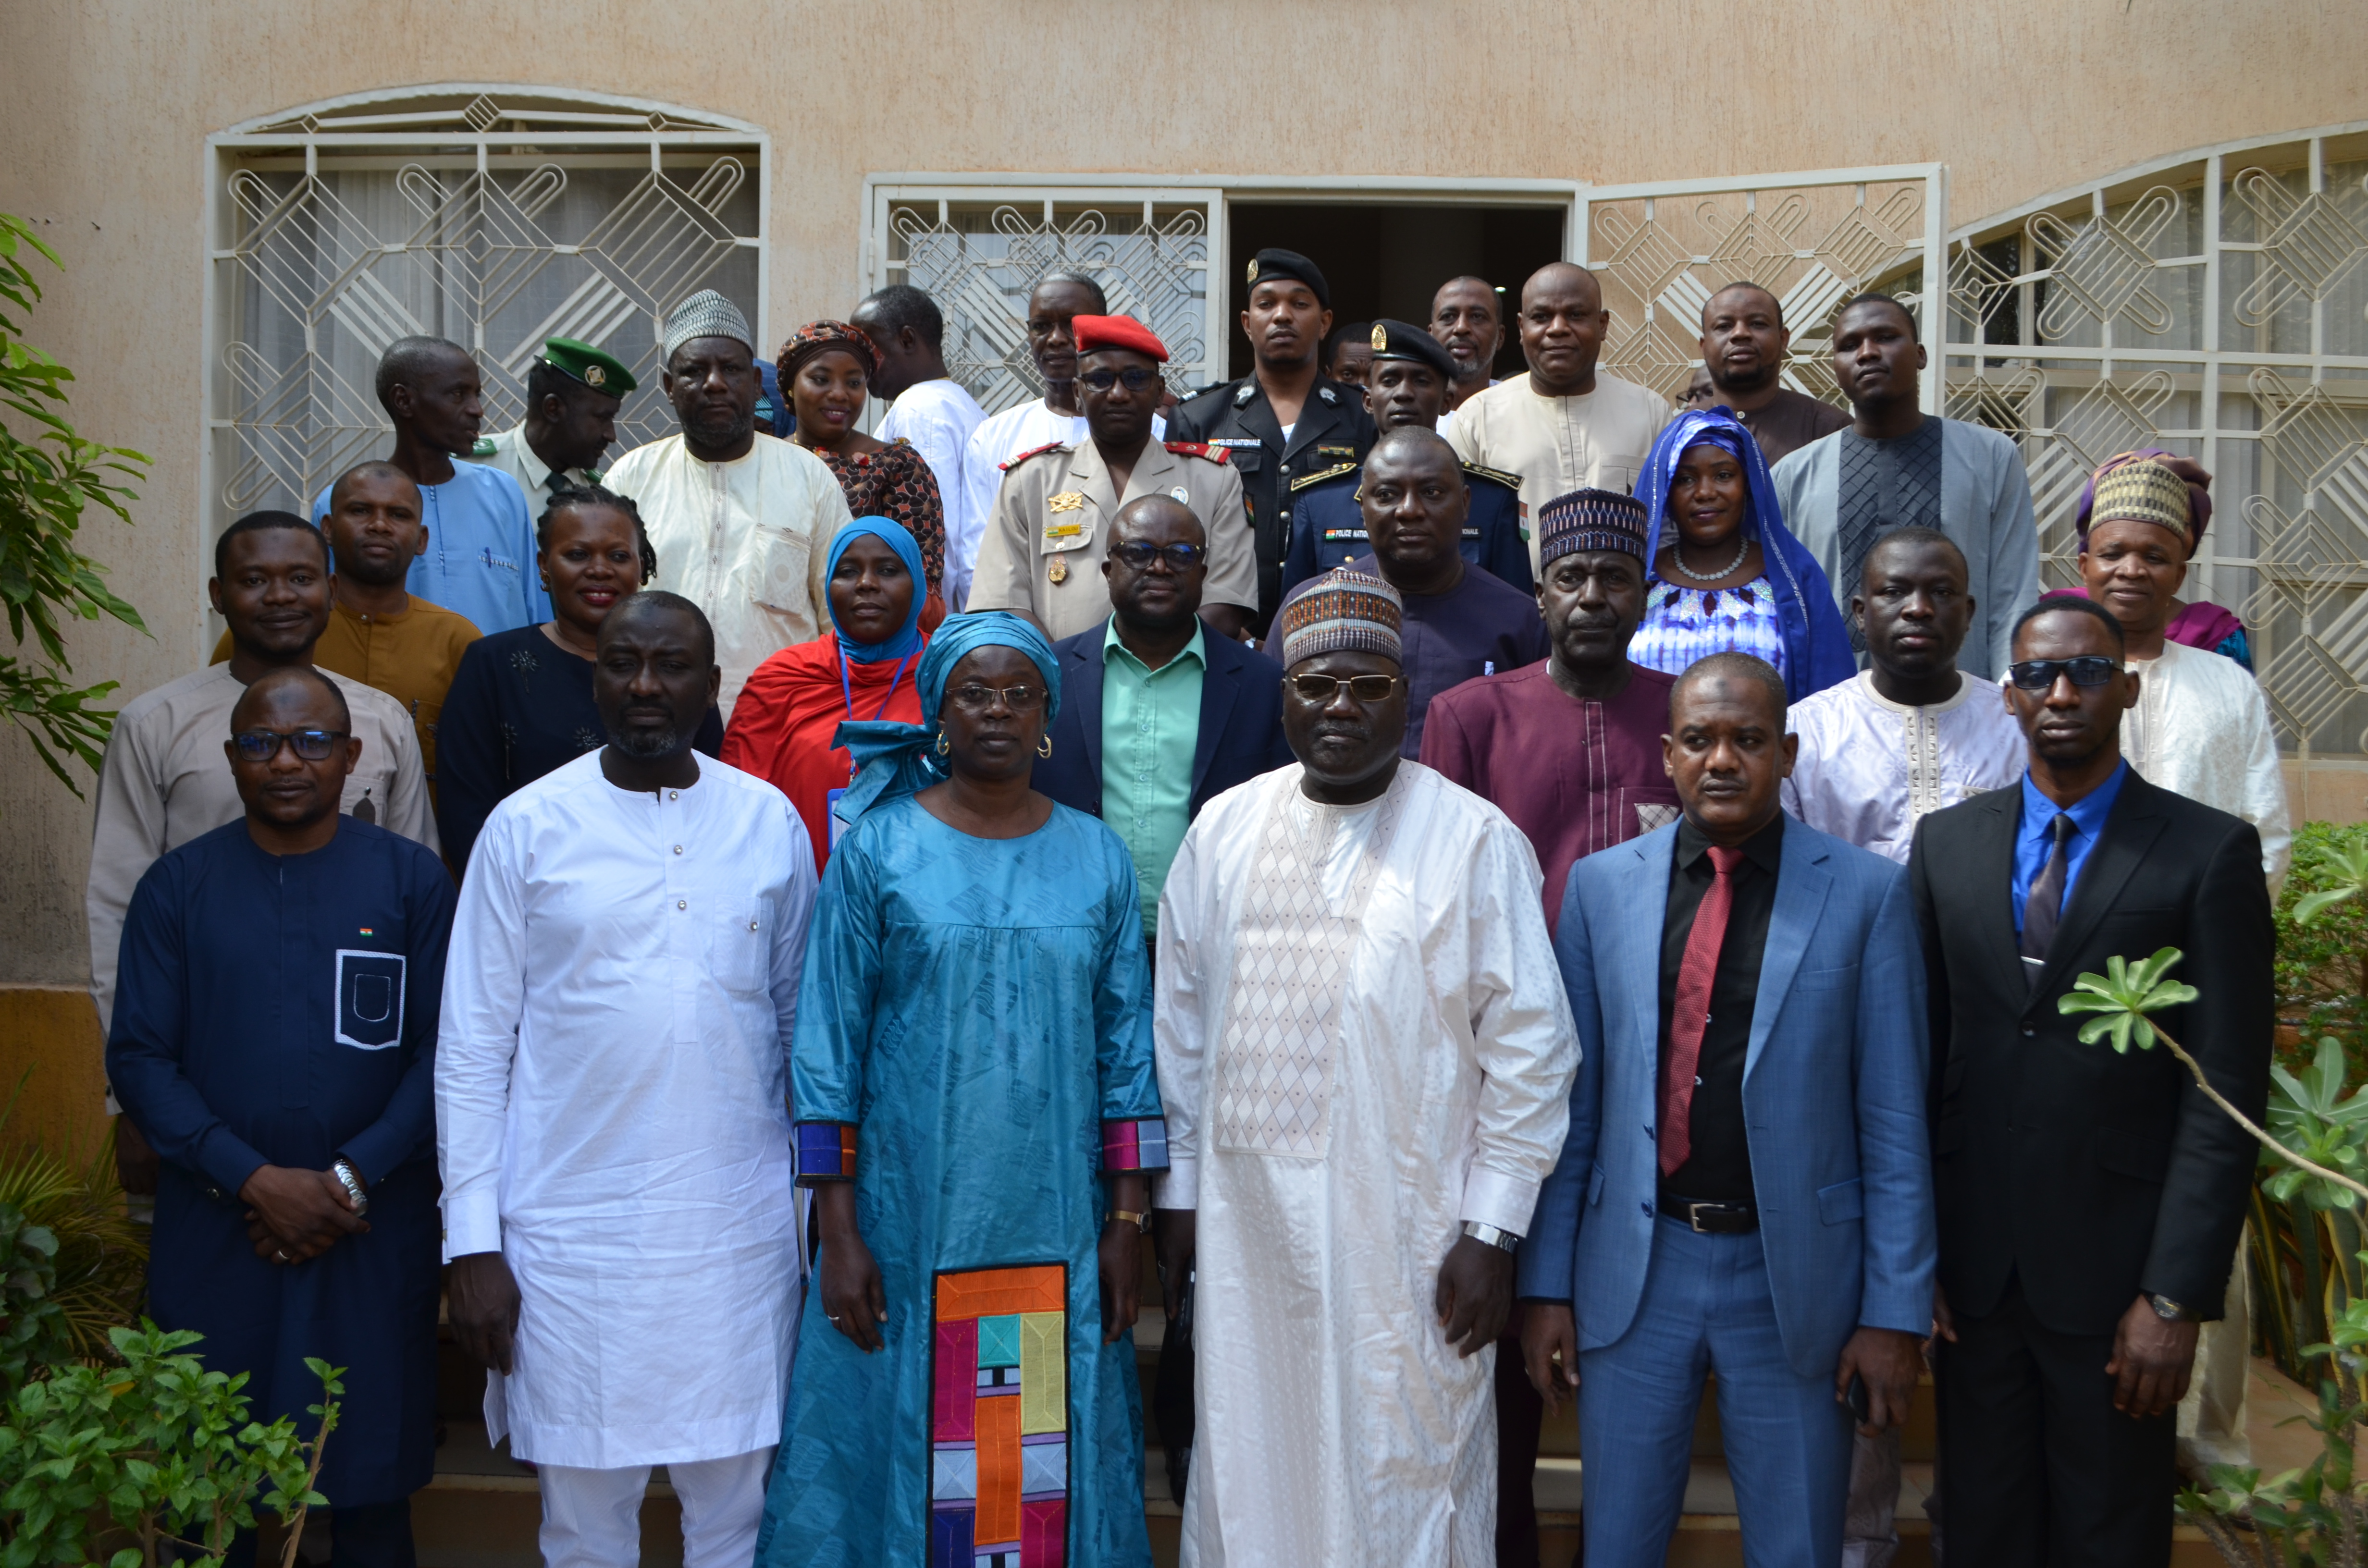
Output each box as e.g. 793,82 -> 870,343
935,732 -> 950,756
1037,735 -> 1053,759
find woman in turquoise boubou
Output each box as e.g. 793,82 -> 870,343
754,612 -> 1165,1568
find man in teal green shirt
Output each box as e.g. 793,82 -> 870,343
1038,494 -> 1294,950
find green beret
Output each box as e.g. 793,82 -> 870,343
542,338 -> 637,396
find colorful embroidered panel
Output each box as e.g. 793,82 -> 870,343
931,1264 -> 1068,1568
794,1121 -> 858,1184
1098,1116 -> 1170,1174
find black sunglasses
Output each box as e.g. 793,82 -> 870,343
2007,656 -> 2122,691
232,728 -> 348,762
1109,541 -> 1207,571
1286,673 -> 1404,703
1079,367 -> 1161,393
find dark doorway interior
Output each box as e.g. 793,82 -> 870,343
1223,203 -> 1564,382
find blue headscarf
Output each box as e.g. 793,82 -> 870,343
826,516 -> 926,662
1640,406 -> 1857,701
830,612 -> 1062,832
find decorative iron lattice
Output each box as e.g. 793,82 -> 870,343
210,90 -> 761,531
1943,125 -> 2368,755
879,196 -> 1214,416
1579,172 -> 1940,407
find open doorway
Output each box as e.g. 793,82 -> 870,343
1223,203 -> 1565,381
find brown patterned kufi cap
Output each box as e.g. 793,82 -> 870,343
1278,570 -> 1404,668
1538,487 -> 1650,565
2088,458 -> 2197,550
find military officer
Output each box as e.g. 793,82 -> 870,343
465,337 -> 635,504
1282,319 -> 1531,596
1165,247 -> 1377,632
970,314 -> 1256,642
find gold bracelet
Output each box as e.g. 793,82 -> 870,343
1105,1209 -> 1151,1233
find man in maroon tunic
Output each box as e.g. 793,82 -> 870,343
1417,485 -> 1677,1566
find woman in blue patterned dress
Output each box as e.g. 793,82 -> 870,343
1629,406 -> 1855,700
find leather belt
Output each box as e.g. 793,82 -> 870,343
1659,1196 -> 1759,1234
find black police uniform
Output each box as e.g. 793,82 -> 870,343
1280,459 -> 1534,598
1165,374 -> 1376,631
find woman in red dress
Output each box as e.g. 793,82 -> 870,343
722,516 -> 927,871
779,319 -> 948,630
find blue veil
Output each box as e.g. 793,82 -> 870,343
829,612 -> 1061,833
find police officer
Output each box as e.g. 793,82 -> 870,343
1165,247 -> 1377,631
969,315 -> 1255,642
466,337 -> 636,502
1281,319 -> 1532,597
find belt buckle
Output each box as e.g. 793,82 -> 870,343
1688,1203 -> 1713,1234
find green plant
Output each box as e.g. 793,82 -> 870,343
0,210 -> 148,792
2278,822 -> 2368,1066
0,1323 -> 341,1568
0,1203 -> 71,1398
0,1076 -> 146,1361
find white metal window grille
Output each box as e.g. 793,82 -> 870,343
205,87 -> 766,534
866,184 -> 1222,416
1944,124 -> 2368,755
1578,165 -> 1949,413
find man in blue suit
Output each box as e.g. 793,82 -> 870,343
1518,651 -> 1936,1566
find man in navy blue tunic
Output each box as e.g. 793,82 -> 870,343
109,664 -> 455,1568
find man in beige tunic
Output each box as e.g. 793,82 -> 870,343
969,315 -> 1256,643
88,511 -> 434,1182
1445,263 -> 1670,576
1154,569 -> 1578,1566
603,291 -> 851,716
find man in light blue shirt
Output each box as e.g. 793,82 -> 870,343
312,336 -> 549,635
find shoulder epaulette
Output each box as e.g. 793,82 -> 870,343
1179,380 -> 1235,404
1000,441 -> 1067,472
1165,440 -> 1229,465
1289,462 -> 1360,492
1461,460 -> 1523,490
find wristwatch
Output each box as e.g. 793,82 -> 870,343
1461,1221 -> 1519,1253
2148,1292 -> 2194,1323
329,1156 -> 369,1218
1106,1209 -> 1152,1234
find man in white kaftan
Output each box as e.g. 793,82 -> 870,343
437,591 -> 818,1568
2123,636 -> 2290,891
1154,568 -> 1578,1567
602,290 -> 852,717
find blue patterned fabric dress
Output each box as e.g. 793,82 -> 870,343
1629,576 -> 1790,681
755,795 -> 1164,1568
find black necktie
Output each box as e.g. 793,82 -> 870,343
2020,814 -> 2072,990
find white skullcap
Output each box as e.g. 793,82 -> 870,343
662,290 -> 753,362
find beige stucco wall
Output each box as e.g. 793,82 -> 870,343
0,0 -> 2363,999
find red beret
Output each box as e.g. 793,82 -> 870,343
1073,314 -> 1168,363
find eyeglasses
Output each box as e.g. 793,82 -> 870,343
1286,674 -> 1405,703
1079,368 -> 1161,393
1109,541 -> 1207,571
948,683 -> 1048,713
231,728 -> 348,762
2007,656 -> 2122,691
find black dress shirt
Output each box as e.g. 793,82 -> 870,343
1656,812 -> 1785,1205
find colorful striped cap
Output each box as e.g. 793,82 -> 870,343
1538,487 -> 1650,565
1278,569 -> 1404,668
2087,457 -> 2198,550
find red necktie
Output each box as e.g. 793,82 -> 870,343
1662,845 -> 1745,1177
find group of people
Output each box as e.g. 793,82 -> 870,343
85,244 -> 2290,1568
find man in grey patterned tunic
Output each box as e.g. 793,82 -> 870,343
1150,569 -> 1579,1566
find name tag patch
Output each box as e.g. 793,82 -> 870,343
335,949 -> 406,1050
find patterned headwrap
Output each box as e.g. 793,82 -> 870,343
2075,449 -> 2211,552
1538,488 -> 1650,565
779,319 -> 882,386
1277,570 -> 1404,667
825,517 -> 926,663
661,289 -> 753,362
830,612 -> 1061,833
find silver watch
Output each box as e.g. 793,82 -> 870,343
2147,1292 -> 2192,1323
1461,1221 -> 1519,1253
330,1157 -> 369,1218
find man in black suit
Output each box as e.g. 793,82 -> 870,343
1035,489 -> 1291,1512
1909,596 -> 2272,1566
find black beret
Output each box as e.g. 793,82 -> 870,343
1245,248 -> 1330,311
1366,319 -> 1456,380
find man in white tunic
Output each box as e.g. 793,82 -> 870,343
89,512 -> 433,1179
1154,569 -> 1578,1567
854,283 -> 984,549
1444,262 -> 1670,576
1784,528 -> 2024,863
603,290 -> 852,716
438,591 -> 817,1568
